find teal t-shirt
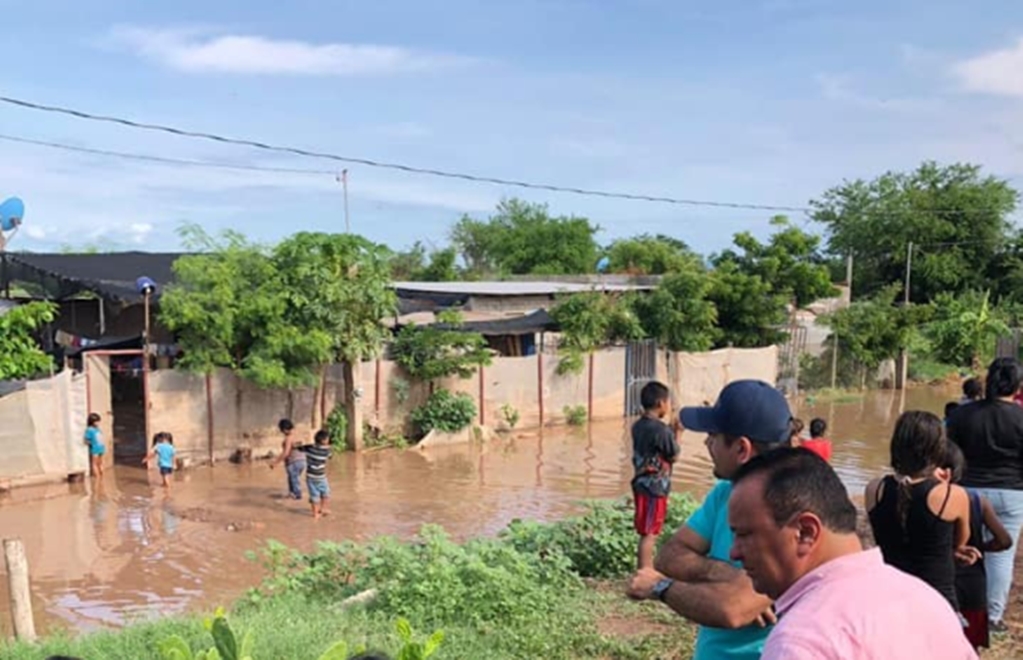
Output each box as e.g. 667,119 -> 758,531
154,442 -> 176,469
686,480 -> 771,660
84,427 -> 105,455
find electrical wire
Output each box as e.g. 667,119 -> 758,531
0,94 -> 811,212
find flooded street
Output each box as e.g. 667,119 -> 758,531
0,386 -> 953,637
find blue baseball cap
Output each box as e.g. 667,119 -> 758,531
680,379 -> 792,444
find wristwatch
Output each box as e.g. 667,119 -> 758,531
652,577 -> 675,602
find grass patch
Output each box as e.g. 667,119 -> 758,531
1,495 -> 699,660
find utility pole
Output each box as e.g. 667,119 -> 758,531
896,242 -> 913,390
338,170 -> 351,233
830,253 -> 853,390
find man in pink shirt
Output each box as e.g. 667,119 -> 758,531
728,447 -> 978,659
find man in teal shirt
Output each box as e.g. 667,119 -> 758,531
628,379 -> 794,660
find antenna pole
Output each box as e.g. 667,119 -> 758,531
340,170 -> 350,233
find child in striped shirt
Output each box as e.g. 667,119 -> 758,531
298,429 -> 332,520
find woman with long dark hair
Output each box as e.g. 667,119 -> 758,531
947,357 -> 1023,632
866,411 -> 973,612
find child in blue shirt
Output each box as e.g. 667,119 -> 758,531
84,412 -> 105,478
144,432 -> 177,489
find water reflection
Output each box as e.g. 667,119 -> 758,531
0,386 -> 953,635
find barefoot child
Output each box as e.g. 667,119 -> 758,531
144,432 -> 176,489
299,429 -> 332,520
84,413 -> 105,478
270,418 -> 305,500
631,381 -> 680,570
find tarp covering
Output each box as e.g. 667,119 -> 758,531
416,309 -> 560,336
1,252 -> 185,305
0,369 -> 88,482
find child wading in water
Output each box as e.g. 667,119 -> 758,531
866,411 -> 976,614
84,413 -> 105,478
801,417 -> 832,462
299,429 -> 332,520
270,418 -> 305,500
941,442 -> 1013,650
144,432 -> 177,489
631,381 -> 680,570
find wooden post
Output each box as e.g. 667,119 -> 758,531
587,352 -> 595,421
478,365 -> 485,426
3,538 -> 36,641
374,358 -> 382,417
205,372 -> 215,464
537,337 -> 545,427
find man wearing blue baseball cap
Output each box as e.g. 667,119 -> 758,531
627,379 -> 794,660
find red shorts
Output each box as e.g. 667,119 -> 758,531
961,609 -> 989,649
634,492 -> 668,536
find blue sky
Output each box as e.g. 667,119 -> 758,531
1,0 -> 1022,256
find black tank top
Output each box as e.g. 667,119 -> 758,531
868,476 -> 958,610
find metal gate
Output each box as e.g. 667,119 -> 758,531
624,340 -> 658,416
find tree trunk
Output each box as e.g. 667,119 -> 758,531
343,361 -> 364,451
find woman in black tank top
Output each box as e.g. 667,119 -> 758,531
866,411 -> 974,612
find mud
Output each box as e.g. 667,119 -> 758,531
0,386 -> 954,636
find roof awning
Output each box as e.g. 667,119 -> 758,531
2,252 -> 185,305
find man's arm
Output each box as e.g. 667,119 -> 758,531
660,574 -> 774,629
654,525 -> 744,583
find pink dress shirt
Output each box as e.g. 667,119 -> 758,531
763,548 -> 978,660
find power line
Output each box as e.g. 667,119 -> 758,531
0,94 -> 1016,220
0,133 -> 336,176
0,94 -> 811,213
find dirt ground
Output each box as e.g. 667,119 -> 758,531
988,544 -> 1023,658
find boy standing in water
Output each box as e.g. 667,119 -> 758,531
299,429 -> 332,520
84,413 -> 105,478
801,417 -> 833,462
144,432 -> 176,489
632,381 -> 680,569
270,418 -> 305,500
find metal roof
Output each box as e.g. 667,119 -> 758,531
392,281 -> 653,297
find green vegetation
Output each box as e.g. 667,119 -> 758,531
499,403 -> 520,430
160,226 -> 396,389
4,495 -> 698,660
410,390 -> 477,435
0,301 -> 56,380
451,199 -> 600,277
325,405 -> 349,452
550,291 -> 644,375
391,319 -> 491,383
564,405 -> 588,426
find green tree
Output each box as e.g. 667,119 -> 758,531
451,199 -> 600,276
714,216 -> 836,308
605,234 -> 698,275
161,228 -> 396,388
926,290 -> 1009,370
0,301 -> 56,380
632,268 -> 718,351
159,227 -> 277,377
389,242 -> 460,282
707,262 -> 787,348
820,284 -> 931,385
811,162 -> 1019,302
550,291 -> 644,374
391,314 -> 492,383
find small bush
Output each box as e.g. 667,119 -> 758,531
564,404 -> 588,426
410,390 -> 477,435
324,405 -> 348,451
502,494 -> 698,579
499,403 -> 520,430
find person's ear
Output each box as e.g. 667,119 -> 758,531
735,437 -> 755,463
793,513 -> 823,556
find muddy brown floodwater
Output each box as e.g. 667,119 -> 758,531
0,386 -> 954,637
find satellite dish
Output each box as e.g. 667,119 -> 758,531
596,256 -> 610,273
0,197 -> 25,231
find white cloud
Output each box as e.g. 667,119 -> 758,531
814,73 -> 929,112
129,222 -> 154,244
952,37 -> 1023,98
109,26 -> 474,76
23,225 -> 48,239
